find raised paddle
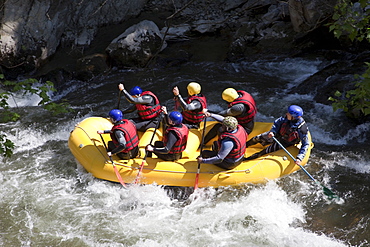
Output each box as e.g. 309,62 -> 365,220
194,115 -> 207,190
272,136 -> 338,200
134,113 -> 164,184
117,89 -> 122,109
99,134 -> 127,188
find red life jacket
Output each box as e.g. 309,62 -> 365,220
163,124 -> 189,154
228,90 -> 257,124
279,120 -> 305,144
110,120 -> 139,153
135,91 -> 161,120
218,125 -> 248,159
182,94 -> 207,124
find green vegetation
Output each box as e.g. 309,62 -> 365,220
329,63 -> 370,118
329,0 -> 370,42
0,133 -> 14,158
328,0 -> 370,119
0,75 -> 72,157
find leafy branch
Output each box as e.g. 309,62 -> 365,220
328,0 -> 370,120
0,133 -> 14,158
329,0 -> 370,42
0,75 -> 72,157
329,62 -> 370,118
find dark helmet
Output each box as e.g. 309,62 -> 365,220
223,116 -> 238,131
130,86 -> 143,96
169,111 -> 183,125
109,109 -> 123,123
288,105 -> 303,119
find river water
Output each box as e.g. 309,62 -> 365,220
1,56 -> 369,246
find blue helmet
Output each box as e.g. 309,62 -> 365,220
109,109 -> 123,123
169,111 -> 183,125
130,86 -> 143,96
288,105 -> 303,119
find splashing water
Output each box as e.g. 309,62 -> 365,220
1,57 -> 369,246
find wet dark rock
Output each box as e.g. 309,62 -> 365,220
75,53 -> 110,81
289,0 -> 337,32
156,47 -> 192,68
0,0 -> 338,76
0,0 -> 147,74
289,50 -> 370,106
106,20 -> 167,68
39,68 -> 74,92
0,0 -> 368,124
291,61 -> 355,103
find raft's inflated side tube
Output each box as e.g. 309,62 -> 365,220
182,129 -> 201,158
138,127 -> 162,157
68,117 -> 113,173
68,117 -> 314,188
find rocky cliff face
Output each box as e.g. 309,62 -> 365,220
0,0 -> 343,79
0,0 -> 146,75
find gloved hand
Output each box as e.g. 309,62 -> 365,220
146,144 -> 154,152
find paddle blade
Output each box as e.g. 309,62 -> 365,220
134,160 -> 146,184
113,164 -> 127,188
322,185 -> 339,200
194,117 -> 207,190
194,173 -> 200,190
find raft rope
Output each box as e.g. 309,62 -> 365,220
76,125 -> 264,176
243,155 -> 270,174
76,126 -> 108,161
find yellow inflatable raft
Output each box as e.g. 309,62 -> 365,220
68,117 -> 313,188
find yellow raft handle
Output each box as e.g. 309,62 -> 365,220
218,173 -> 231,178
218,169 -> 250,178
218,170 -> 235,178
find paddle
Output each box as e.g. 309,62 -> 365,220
117,89 -> 122,109
272,136 -> 338,200
194,115 -> 207,190
99,134 -> 127,188
133,113 -> 164,184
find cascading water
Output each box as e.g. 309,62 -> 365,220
1,57 -> 369,246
